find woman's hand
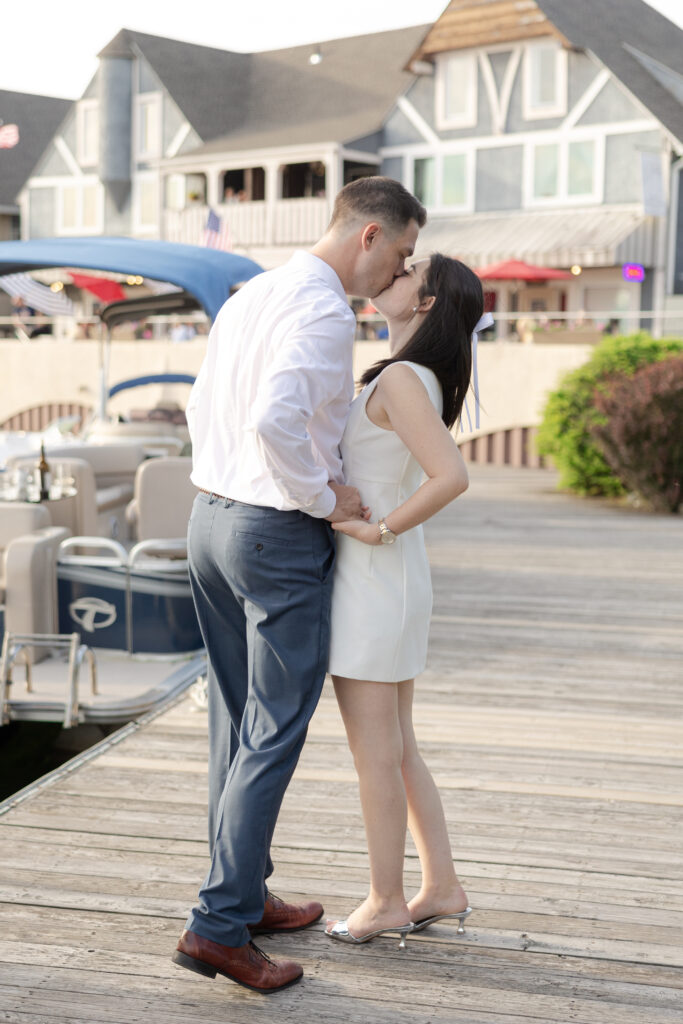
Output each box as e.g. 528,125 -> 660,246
330,520 -> 382,545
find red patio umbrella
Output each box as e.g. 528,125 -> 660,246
475,259 -> 571,281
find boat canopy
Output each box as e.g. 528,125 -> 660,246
0,237 -> 263,321
108,373 -> 196,398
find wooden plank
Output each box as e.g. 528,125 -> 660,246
1,465 -> 682,1021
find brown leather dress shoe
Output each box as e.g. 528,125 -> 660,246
249,891 -> 324,935
172,929 -> 303,993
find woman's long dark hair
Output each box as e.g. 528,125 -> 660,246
359,254 -> 484,429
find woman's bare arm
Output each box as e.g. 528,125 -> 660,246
332,363 -> 468,545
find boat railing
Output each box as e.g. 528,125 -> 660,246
0,630 -> 97,729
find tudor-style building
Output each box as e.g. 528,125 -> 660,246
18,1 -> 683,334
18,25 -> 426,268
386,0 -> 683,335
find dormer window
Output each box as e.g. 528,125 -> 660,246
436,52 -> 477,130
524,41 -> 567,120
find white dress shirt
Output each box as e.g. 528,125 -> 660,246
186,251 -> 356,519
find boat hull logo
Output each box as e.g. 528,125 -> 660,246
69,597 -> 117,632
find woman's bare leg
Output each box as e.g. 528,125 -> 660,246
397,681 -> 469,920
331,675 -> 411,936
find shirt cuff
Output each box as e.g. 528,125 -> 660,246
303,484 -> 337,519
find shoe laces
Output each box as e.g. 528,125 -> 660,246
249,940 -> 276,968
265,890 -> 285,910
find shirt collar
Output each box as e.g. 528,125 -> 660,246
290,250 -> 348,304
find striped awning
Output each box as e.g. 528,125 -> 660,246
415,207 -> 657,269
0,272 -> 74,315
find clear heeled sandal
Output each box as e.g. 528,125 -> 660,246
325,919 -> 414,950
411,906 -> 472,934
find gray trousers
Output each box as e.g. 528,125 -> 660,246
184,493 -> 335,947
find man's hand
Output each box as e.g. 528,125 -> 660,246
326,483 -> 371,523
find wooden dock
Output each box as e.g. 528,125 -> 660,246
1,465 -> 682,1023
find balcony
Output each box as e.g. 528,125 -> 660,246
163,197 -> 330,251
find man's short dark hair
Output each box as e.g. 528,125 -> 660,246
328,176 -> 427,234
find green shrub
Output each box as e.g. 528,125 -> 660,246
537,333 -> 683,495
592,356 -> 683,513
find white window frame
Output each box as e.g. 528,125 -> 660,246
435,52 -> 478,131
132,173 -> 160,234
523,41 -> 568,121
56,178 -> 104,235
409,147 -> 474,214
135,92 -> 162,161
523,131 -> 605,208
76,99 -> 99,167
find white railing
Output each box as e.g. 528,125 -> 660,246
163,198 -> 329,249
355,309 -> 683,342
2,309 -> 682,345
272,198 -> 329,244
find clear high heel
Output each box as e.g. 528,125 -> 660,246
411,907 -> 472,934
325,918 -> 414,950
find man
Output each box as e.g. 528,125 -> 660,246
173,177 -> 426,993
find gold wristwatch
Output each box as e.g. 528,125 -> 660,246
378,518 -> 397,545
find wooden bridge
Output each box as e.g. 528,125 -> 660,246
1,465 -> 681,1023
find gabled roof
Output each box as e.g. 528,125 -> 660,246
100,24 -> 427,152
408,1 -> 566,58
0,90 -> 72,210
408,0 -> 683,147
99,30 -> 251,143
536,0 -> 683,147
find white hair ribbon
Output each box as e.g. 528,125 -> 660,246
460,311 -> 494,432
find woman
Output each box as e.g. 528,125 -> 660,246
325,254 -> 489,948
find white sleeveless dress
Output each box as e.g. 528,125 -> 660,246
328,361 -> 443,682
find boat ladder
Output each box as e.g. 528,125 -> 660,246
0,631 -> 98,728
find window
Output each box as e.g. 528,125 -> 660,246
527,136 -> 602,206
82,184 -> 99,228
414,157 -> 436,207
524,43 -> 567,119
138,179 -> 158,226
533,144 -> 559,199
77,101 -> 98,166
58,181 -> 101,234
412,153 -> 471,211
437,53 -> 477,129
443,154 -> 467,207
137,95 -> 161,159
223,167 -> 266,201
280,162 -> 325,199
61,186 -> 78,230
165,174 -> 186,212
568,140 -> 595,196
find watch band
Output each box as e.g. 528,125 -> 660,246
378,518 -> 397,544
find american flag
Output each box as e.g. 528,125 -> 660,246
0,123 -> 19,149
200,208 -> 232,251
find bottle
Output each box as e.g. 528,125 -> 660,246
37,442 -> 51,501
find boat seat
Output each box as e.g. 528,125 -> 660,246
1,502 -> 69,663
126,456 -> 195,547
43,442 -> 146,491
85,421 -> 188,454
0,501 -> 52,599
